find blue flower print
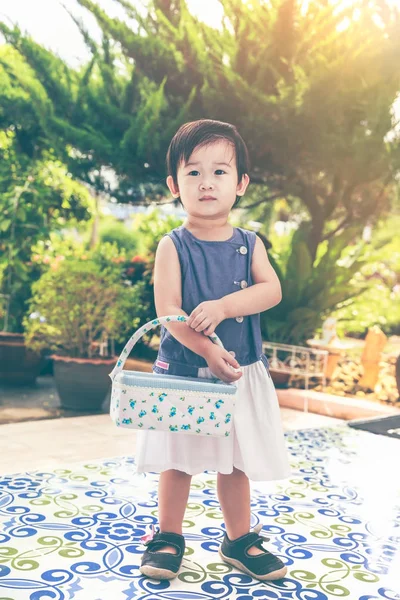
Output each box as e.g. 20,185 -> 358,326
138,410 -> 147,418
209,412 -> 216,420
158,393 -> 167,402
169,425 -> 178,432
151,405 -> 159,414
157,416 -> 163,422
214,399 -> 224,409
197,417 -> 205,424
138,423 -> 143,428
169,407 -> 177,417
187,405 -> 195,415
196,428 -> 201,434
122,418 -> 132,425
97,521 -> 137,542
225,413 -> 232,424
129,400 -> 136,409
181,424 -> 191,430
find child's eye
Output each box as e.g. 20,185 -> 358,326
215,170 -> 226,175
188,170 -> 199,176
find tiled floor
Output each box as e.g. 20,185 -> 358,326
1,412 -> 399,600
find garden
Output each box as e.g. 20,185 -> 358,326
0,0 -> 400,415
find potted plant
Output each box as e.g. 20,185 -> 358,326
23,257 -> 133,411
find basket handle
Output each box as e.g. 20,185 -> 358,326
109,315 -> 225,381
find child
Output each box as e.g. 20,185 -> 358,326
137,119 -> 291,581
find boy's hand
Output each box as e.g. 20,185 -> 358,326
202,345 -> 242,384
187,300 -> 225,336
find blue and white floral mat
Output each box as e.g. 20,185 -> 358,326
0,426 -> 399,600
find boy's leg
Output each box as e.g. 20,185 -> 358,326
140,469 -> 191,579
158,468 -> 192,552
217,468 -> 287,580
217,468 -> 263,556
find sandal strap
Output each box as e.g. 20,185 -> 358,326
145,530 -> 185,555
227,529 -> 270,555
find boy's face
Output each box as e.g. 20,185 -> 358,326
167,140 -> 249,219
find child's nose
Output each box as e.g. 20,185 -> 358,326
199,180 -> 214,190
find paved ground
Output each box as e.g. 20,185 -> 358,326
0,409 -> 343,474
0,375 -> 110,424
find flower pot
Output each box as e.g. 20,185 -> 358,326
52,355 -> 116,411
0,332 -> 44,385
269,369 -> 290,387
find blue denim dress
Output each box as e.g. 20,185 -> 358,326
153,226 -> 269,377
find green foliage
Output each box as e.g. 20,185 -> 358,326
132,209 -> 183,255
27,210 -> 184,354
261,222 -> 370,344
260,212 -> 400,343
0,128 -> 93,332
2,1 -> 399,258
332,215 -> 400,337
97,217 -> 141,254
23,258 -> 133,358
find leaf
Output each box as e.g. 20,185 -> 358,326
0,219 -> 12,232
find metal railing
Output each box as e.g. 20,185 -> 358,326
263,341 -> 328,413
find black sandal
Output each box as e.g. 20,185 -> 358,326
140,528 -> 185,580
219,524 -> 287,581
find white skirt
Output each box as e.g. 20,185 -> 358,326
135,360 -> 291,482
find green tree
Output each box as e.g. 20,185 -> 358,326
0,47 -> 93,332
2,0 -> 399,260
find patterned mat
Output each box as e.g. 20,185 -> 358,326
0,426 -> 399,600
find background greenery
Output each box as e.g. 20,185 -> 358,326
1,0 -> 399,352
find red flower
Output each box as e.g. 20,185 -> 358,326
131,255 -> 145,263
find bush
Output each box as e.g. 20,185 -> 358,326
98,218 -> 141,254
24,258 -> 134,358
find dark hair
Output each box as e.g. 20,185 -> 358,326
166,119 -> 250,206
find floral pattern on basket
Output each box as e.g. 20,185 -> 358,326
109,316 -> 237,437
110,382 -> 234,436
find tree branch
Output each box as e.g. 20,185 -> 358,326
322,215 -> 352,241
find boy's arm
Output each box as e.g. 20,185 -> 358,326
187,236 -> 281,333
154,236 -> 240,370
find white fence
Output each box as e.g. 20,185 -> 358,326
263,341 -> 329,412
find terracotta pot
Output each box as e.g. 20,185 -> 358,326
52,355 -> 116,411
269,369 -> 290,387
0,332 -> 44,385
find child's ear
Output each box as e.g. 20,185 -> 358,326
167,175 -> 180,198
236,173 -> 250,196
